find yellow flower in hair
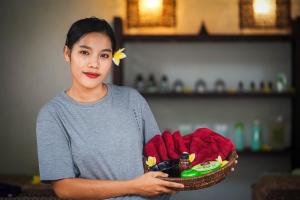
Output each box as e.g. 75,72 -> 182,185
112,48 -> 127,66
146,156 -> 156,167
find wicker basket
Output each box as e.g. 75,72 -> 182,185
144,150 -> 238,191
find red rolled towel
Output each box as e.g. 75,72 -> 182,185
144,137 -> 160,163
144,134 -> 169,163
188,128 -> 234,165
162,129 -> 180,159
173,130 -> 189,154
182,134 -> 193,148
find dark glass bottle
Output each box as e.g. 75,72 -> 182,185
179,152 -> 191,172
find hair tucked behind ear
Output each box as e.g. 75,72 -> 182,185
64,17 -> 116,53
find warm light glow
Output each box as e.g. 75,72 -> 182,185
253,0 -> 276,26
253,0 -> 274,14
139,0 -> 163,24
139,0 -> 163,12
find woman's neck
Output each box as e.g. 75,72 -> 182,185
66,82 -> 107,103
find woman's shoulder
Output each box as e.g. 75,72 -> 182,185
36,92 -> 65,123
109,83 -> 142,99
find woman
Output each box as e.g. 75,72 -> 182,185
36,17 -> 184,200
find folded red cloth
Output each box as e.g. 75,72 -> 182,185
162,130 -> 180,159
144,134 -> 169,163
144,128 -> 234,166
182,134 -> 193,148
173,130 -> 189,154
188,128 -> 234,165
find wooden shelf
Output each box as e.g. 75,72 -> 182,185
123,34 -> 291,43
141,91 -> 294,98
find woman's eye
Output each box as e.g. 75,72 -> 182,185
101,54 -> 110,59
80,50 -> 89,55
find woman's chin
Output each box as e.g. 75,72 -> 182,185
81,82 -> 102,90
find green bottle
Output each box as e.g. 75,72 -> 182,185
251,119 -> 262,151
234,122 -> 245,151
270,115 -> 285,150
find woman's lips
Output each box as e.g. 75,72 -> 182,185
83,72 -> 100,79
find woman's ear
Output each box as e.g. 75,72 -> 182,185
63,46 -> 71,63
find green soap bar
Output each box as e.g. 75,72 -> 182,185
192,161 -> 221,175
180,169 -> 201,178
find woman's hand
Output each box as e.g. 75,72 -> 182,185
130,171 -> 184,197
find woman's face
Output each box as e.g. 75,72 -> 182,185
64,32 -> 113,90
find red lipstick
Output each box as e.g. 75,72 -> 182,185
83,72 -> 100,79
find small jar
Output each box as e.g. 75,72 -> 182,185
179,152 -> 191,172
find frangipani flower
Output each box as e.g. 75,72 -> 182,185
189,153 -> 195,162
216,155 -> 228,167
146,156 -> 156,167
216,155 -> 222,164
112,48 -> 126,66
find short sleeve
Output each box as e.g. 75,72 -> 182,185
36,106 -> 76,183
134,90 -> 161,145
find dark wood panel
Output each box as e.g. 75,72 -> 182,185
291,17 -> 300,169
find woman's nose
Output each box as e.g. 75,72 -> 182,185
88,57 -> 100,69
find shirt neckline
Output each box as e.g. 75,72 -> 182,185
60,83 -> 112,107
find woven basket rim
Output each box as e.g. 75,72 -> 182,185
161,150 -> 237,181
144,150 -> 238,190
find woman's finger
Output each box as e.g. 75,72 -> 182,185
159,180 -> 184,189
149,171 -> 168,178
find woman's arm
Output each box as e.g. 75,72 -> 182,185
52,171 -> 184,199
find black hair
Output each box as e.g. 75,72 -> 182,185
65,17 -> 116,53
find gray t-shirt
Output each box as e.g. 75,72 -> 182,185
36,83 -> 170,200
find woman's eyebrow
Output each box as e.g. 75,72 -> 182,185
79,45 -> 112,53
101,48 -> 112,52
79,45 -> 92,50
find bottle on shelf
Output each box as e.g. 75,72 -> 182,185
238,81 -> 244,93
250,81 -> 256,92
267,81 -> 273,92
276,73 -> 287,92
270,115 -> 285,150
214,79 -> 226,93
213,123 -> 228,137
146,74 -> 158,93
260,81 -> 270,93
159,75 -> 170,93
233,122 -> 245,151
195,79 -> 207,93
250,119 -> 262,151
172,80 -> 184,93
178,124 -> 193,135
134,73 -> 145,92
